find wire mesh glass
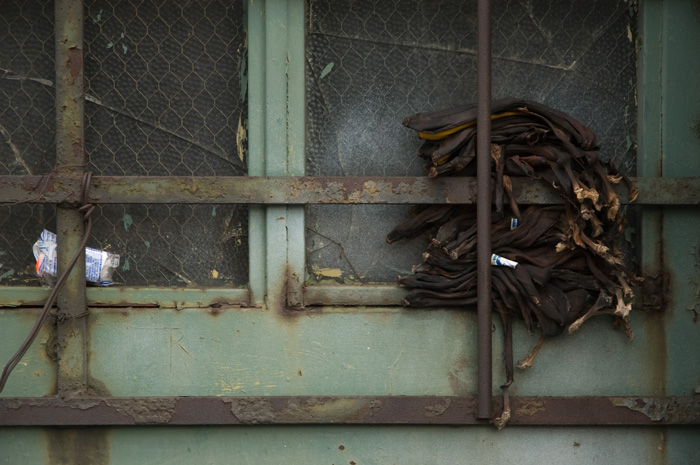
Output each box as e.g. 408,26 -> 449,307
0,0 -> 56,285
305,0 -> 637,284
84,0 -> 248,287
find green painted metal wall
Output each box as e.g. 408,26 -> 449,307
2,0 -> 700,463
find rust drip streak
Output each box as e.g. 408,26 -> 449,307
68,47 -> 83,79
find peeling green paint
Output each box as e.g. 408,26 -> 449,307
122,257 -> 130,271
144,241 -> 150,248
320,62 -> 334,79
92,9 -> 103,24
212,206 -> 217,217
123,214 -> 133,231
0,269 -> 14,282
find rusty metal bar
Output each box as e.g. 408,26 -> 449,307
0,286 -> 250,309
1,396 -> 698,426
4,175 -> 691,205
54,0 -> 88,396
476,0 -> 493,419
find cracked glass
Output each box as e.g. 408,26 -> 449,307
0,0 -> 248,287
0,0 -> 56,286
84,0 -> 248,287
305,0 -> 637,285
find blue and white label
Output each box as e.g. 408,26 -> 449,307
33,229 -> 120,285
490,254 -> 518,268
510,218 -> 520,230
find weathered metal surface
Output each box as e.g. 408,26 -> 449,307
0,287 -> 249,309
1,395 -> 698,426
0,310 -> 56,397
476,0 -> 493,420
54,0 -> 88,397
0,425 -> 677,464
644,3 -> 700,462
658,0 -> 700,401
304,285 -> 409,306
1,175 -> 696,204
82,307 -> 661,398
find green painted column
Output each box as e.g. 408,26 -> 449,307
640,0 -> 700,461
248,0 -> 306,309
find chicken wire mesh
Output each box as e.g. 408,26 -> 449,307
0,0 -> 57,286
84,0 -> 248,287
306,0 -> 638,284
0,0 -> 248,287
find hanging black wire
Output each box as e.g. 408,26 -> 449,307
0,172 -> 94,395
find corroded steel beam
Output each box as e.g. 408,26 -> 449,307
1,176 -> 696,205
476,0 -> 494,420
1,396 -> 698,426
55,0 -> 89,397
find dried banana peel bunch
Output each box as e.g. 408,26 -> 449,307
389,98 -> 639,368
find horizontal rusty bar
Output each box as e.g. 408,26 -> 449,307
1,396 -> 698,426
0,286 -> 249,308
2,175 -> 697,205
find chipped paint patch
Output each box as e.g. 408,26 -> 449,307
0,269 -> 14,282
313,267 -> 343,279
320,62 -> 334,79
122,257 -> 130,271
516,399 -> 545,416
236,115 -> 246,162
68,47 -> 83,79
92,9 -> 103,24
123,214 -> 133,231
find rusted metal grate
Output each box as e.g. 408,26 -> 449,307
0,0 -> 249,287
305,0 -> 637,284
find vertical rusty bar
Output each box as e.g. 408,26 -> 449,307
476,0 -> 493,419
55,0 -> 88,396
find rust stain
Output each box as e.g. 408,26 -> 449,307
207,305 -> 224,316
67,47 -> 83,79
72,140 -> 84,160
104,398 -> 177,424
362,180 -> 379,196
516,400 -> 545,416
20,175 -> 54,195
45,428 -> 110,465
447,354 -> 469,395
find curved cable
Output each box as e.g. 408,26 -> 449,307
0,172 -> 94,394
